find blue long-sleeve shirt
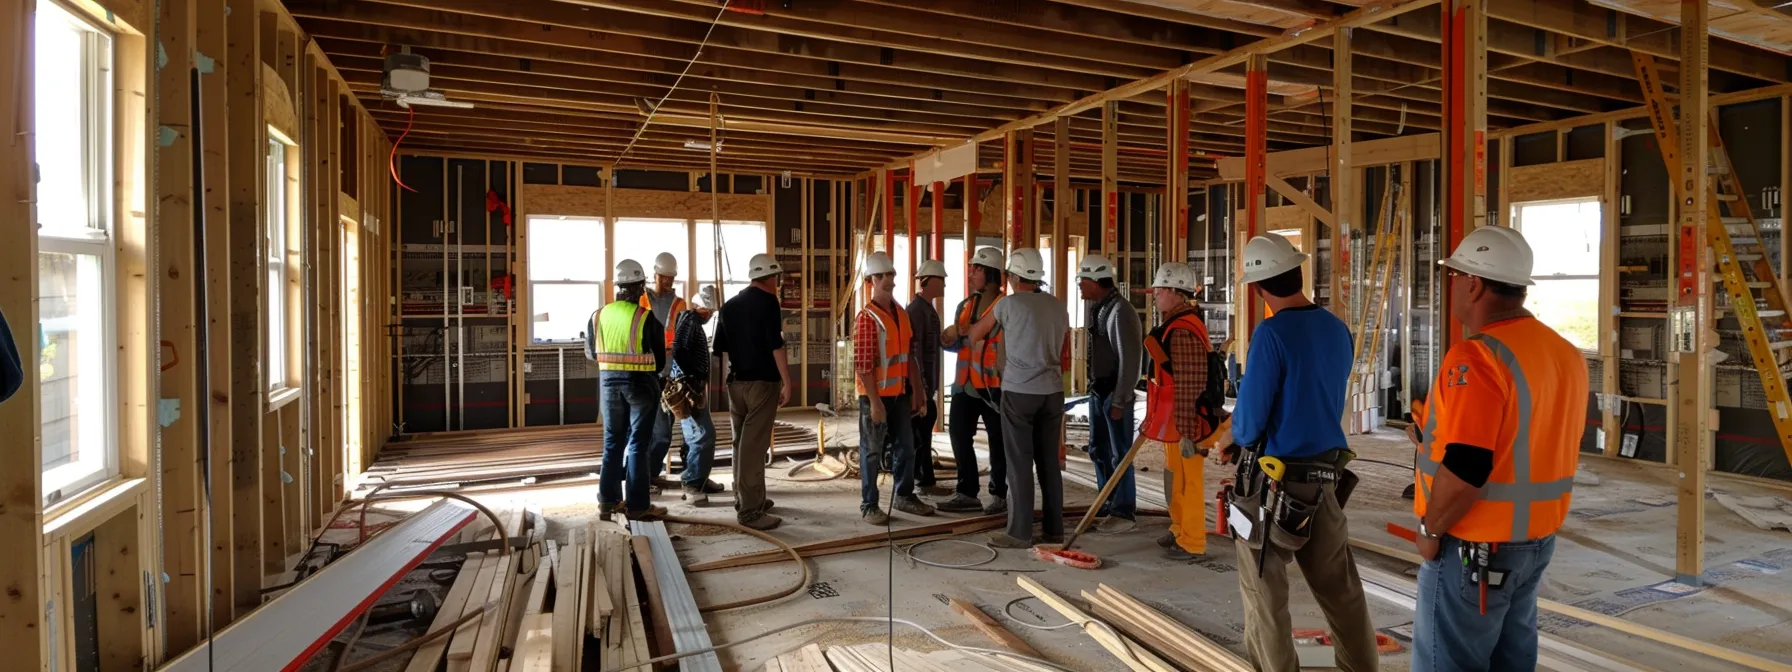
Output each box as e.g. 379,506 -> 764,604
1231,305 -> 1352,459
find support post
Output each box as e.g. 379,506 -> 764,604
1054,116 -> 1071,467
1238,56 -> 1269,357
931,181 -> 945,263
1333,27 -> 1355,320
963,174 -> 976,286
1006,129 -> 1033,249
1102,101 -> 1120,260
883,167 -> 896,253
907,163 -> 919,301
1440,0 -> 1488,351
1167,81 -> 1191,265
1672,0 -> 1711,586
1601,122 -> 1623,457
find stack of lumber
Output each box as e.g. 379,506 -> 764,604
361,421 -> 820,494
1015,576 -> 1175,672
1084,584 -> 1251,672
406,506 -> 549,672
630,520 -> 724,671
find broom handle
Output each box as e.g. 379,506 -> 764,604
1061,433 -> 1152,551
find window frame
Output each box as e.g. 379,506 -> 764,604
526,215 -> 608,344
1512,197 -> 1603,352
264,127 -> 303,407
34,0 -> 120,505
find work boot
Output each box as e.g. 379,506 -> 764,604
1164,545 -> 1203,561
1156,531 -> 1177,548
739,511 -> 782,531
752,498 -> 776,514
599,501 -> 624,521
985,532 -> 1030,549
681,485 -> 708,506
983,496 -> 1007,515
935,493 -> 982,513
1096,517 -> 1139,534
862,506 -> 891,526
651,476 -> 680,490
1037,533 -> 1065,546
892,495 -> 936,517
697,479 -> 727,494
625,504 -> 668,521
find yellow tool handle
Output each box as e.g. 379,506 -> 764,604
1258,456 -> 1286,482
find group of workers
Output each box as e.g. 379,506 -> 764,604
588,220 -> 1586,671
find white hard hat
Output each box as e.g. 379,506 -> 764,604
969,246 -> 1006,272
1077,254 -> 1116,281
1240,232 -> 1309,284
1151,262 -> 1198,292
692,285 -> 719,310
1006,248 -> 1046,282
746,253 -> 783,281
862,251 -> 897,277
615,259 -> 647,284
653,252 -> 678,278
917,259 -> 948,279
1441,226 -> 1535,286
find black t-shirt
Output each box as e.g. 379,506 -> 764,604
714,285 -> 787,382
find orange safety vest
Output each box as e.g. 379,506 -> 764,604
1139,310 -> 1211,443
640,292 -> 688,347
951,292 -> 1004,391
1414,317 -> 1587,543
855,299 -> 914,398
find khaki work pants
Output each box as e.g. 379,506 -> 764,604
727,380 -> 779,520
1233,480 -> 1378,672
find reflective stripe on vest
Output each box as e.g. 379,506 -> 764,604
596,301 -> 656,371
1140,312 -> 1208,443
641,293 -> 688,347
952,293 -> 1003,390
857,300 -> 913,397
1415,332 -> 1575,542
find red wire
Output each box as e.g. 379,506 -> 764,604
390,105 -> 418,193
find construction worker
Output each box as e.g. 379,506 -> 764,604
1077,254 -> 1143,534
1411,226 -> 1585,671
854,252 -> 933,524
1141,262 -> 1219,559
588,259 -> 668,520
668,286 -> 724,505
713,253 -> 792,531
643,252 -> 689,492
969,248 -> 1069,547
909,259 -> 949,494
939,246 -> 1009,514
1220,233 -> 1377,672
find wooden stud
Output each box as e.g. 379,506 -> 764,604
1006,129 -> 1033,248
1238,57 -> 1267,357
1332,27 -> 1354,321
1673,0 -> 1710,585
1014,576 -> 1172,672
191,0 -> 236,627
156,0 -> 204,650
0,2 -> 43,655
1102,101 -> 1120,260
1600,121 -> 1622,457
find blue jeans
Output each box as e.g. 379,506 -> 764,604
859,392 -> 916,511
1413,535 -> 1557,672
599,371 -> 659,511
647,402 -> 674,479
1087,389 -> 1138,520
678,406 -> 716,487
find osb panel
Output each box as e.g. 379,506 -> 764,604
1508,158 -> 1604,203
338,192 -> 360,225
1235,205 -> 1309,233
261,63 -> 298,142
1592,0 -> 1792,57
518,184 -> 769,221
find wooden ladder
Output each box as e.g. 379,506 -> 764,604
1346,174 -> 1406,433
1632,53 -> 1792,461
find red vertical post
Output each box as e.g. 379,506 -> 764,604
883,168 -> 896,254
1244,56 -> 1269,336
1440,0 -> 1486,351
931,180 -> 945,260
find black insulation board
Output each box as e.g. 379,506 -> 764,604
1719,98 -> 1783,210
522,162 -> 560,185
1513,131 -> 1557,167
1619,119 -> 1671,227
1565,125 -> 1605,161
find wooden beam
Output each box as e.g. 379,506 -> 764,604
1168,79 -> 1190,262
0,0 -> 45,666
226,0 -> 266,613
1102,101 -> 1120,258
1600,121 -> 1621,458
1672,0 -> 1710,586
1241,55 -> 1269,349
157,0 -> 205,650
196,0 -> 235,627
1006,130 -> 1033,248
1332,26 -> 1355,321
1266,173 -> 1337,230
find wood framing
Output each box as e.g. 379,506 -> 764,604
1507,158 -> 1604,203
1672,0 -> 1711,585
1440,0 -> 1489,350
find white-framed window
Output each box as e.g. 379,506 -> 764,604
613,217 -> 689,288
265,137 -> 289,391
694,220 -> 767,307
35,0 -> 117,504
528,215 -> 605,343
1512,198 -> 1601,351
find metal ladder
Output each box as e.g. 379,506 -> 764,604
1632,53 -> 1792,459
1346,174 -> 1406,433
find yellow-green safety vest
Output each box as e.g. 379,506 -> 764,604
595,301 -> 655,372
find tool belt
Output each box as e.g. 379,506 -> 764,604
1224,447 -> 1358,554
660,377 -> 699,420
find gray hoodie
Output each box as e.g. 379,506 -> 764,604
1085,289 -> 1142,407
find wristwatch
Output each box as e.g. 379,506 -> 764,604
1417,520 -> 1442,540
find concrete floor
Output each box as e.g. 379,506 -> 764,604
319,407 -> 1792,671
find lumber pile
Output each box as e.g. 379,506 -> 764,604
1084,584 -> 1251,672
1015,576 -> 1175,672
360,421 -> 820,495
405,506 -> 550,672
